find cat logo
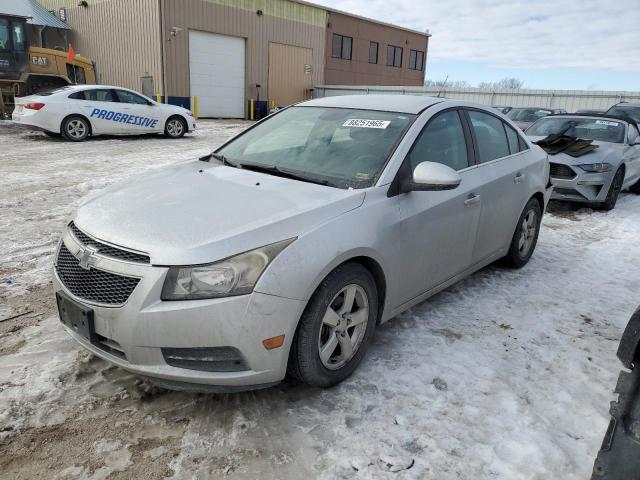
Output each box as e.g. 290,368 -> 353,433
31,56 -> 49,67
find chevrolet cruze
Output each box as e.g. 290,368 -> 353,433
54,95 -> 551,391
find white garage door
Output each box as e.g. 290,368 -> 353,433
189,31 -> 245,118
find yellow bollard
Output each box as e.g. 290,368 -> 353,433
193,96 -> 199,120
250,98 -> 255,121
156,94 -> 161,103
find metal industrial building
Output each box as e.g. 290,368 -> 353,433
36,0 -> 430,118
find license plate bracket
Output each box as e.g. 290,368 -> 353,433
56,292 -> 96,342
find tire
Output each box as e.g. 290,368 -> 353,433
61,115 -> 90,142
287,263 -> 378,388
599,167 -> 624,211
164,116 -> 187,139
502,198 -> 542,268
630,179 -> 640,195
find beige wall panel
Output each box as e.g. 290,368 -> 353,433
162,0 -> 326,109
268,42 -> 313,106
38,0 -> 163,94
324,11 -> 428,87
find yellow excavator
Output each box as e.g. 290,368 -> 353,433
0,12 -> 96,116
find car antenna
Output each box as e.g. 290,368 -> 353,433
436,75 -> 449,98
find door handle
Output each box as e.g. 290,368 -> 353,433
464,193 -> 480,206
514,173 -> 525,184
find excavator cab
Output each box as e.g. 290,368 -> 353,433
0,15 -> 29,83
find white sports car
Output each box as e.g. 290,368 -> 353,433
12,85 -> 196,141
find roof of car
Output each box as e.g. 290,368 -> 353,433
299,95 -> 445,114
547,112 -> 637,126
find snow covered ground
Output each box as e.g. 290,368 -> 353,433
1,120 -> 639,479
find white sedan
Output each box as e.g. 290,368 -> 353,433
12,85 -> 196,141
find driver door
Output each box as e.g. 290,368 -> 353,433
112,89 -> 158,133
391,109 -> 484,305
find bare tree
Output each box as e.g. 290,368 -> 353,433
478,77 -> 525,90
424,79 -> 471,88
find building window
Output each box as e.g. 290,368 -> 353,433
369,41 -> 378,64
332,33 -> 352,60
386,45 -> 403,68
409,49 -> 424,70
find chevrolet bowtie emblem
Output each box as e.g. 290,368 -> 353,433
77,245 -> 99,270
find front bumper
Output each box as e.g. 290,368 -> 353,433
53,228 -> 305,391
550,165 -> 614,204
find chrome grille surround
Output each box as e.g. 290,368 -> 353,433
55,225 -> 151,308
69,222 -> 150,264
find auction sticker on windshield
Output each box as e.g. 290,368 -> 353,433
343,119 -> 390,129
595,120 -> 619,126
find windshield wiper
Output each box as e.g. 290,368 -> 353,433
200,152 -> 239,168
238,162 -> 333,187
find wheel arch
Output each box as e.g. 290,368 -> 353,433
300,253 -> 388,325
60,113 -> 93,136
166,113 -> 188,129
531,191 -> 544,212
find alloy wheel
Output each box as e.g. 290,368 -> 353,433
167,119 -> 184,137
66,119 -> 87,139
318,284 -> 369,370
518,209 -> 537,256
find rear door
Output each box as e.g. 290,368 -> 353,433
464,109 -> 535,262
392,108 -> 484,304
72,88 -> 120,134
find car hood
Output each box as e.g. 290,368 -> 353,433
527,136 -> 623,166
74,160 -> 365,265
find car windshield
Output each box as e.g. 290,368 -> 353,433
607,105 -> 640,123
526,117 -> 626,143
507,108 -> 553,123
216,106 -> 415,188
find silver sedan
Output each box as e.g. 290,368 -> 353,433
53,95 -> 551,391
527,115 -> 640,210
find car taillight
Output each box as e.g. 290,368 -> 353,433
24,103 -> 45,110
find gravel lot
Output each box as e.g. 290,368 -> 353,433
1,120 -> 639,479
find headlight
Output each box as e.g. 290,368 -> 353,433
161,238 -> 296,300
578,163 -> 612,173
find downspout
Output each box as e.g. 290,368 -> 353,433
159,0 -> 167,103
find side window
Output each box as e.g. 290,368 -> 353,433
504,123 -> 521,154
115,90 -> 148,104
468,110 -> 510,163
84,89 -> 115,102
68,91 -> 86,100
628,124 -> 639,144
409,110 -> 470,172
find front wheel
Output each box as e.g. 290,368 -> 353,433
164,116 -> 186,139
600,168 -> 624,210
288,263 -> 378,388
61,116 -> 90,142
501,198 -> 542,268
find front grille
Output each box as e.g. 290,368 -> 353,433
55,243 -> 140,306
69,222 -> 150,264
549,163 -> 576,179
553,187 -> 587,200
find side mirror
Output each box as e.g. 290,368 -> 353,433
410,161 -> 461,191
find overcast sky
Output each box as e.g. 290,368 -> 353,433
315,0 -> 640,90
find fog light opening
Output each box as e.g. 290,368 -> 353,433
262,335 -> 285,350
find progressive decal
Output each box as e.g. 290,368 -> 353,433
89,108 -> 158,128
